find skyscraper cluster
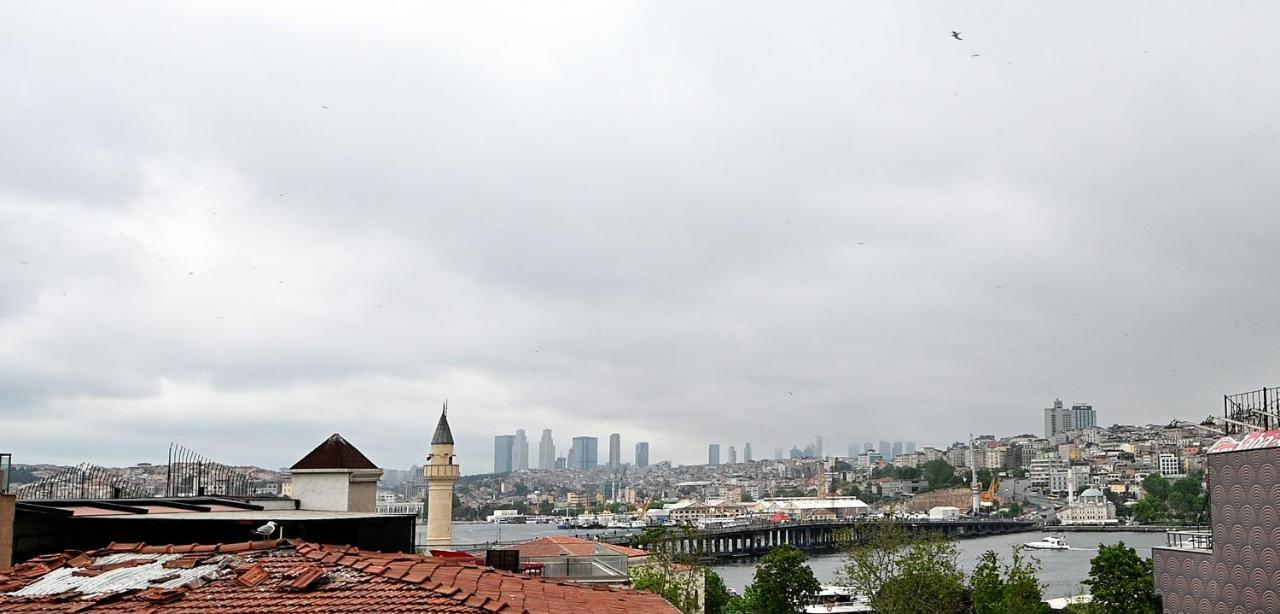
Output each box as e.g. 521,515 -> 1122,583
494,429 -> 650,473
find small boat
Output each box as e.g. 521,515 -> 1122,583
1023,535 -> 1069,550
803,586 -> 875,613
556,521 -> 572,530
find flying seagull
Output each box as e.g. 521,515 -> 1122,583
253,521 -> 277,538
951,31 -> 962,40
788,391 -> 794,396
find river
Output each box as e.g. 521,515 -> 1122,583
427,523 -> 1167,600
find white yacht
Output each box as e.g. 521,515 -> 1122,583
803,586 -> 875,613
1023,535 -> 1070,550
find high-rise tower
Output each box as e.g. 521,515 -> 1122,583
538,429 -> 555,470
609,433 -> 621,468
425,401 -> 460,547
635,442 -> 649,467
514,429 -> 529,471
744,442 -> 753,463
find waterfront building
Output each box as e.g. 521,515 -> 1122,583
514,429 -> 529,471
608,433 -> 621,469
728,446 -> 737,464
1154,426 -> 1280,612
538,429 -> 555,470
493,435 -> 515,474
744,442 -> 752,462
571,436 -> 598,470
708,444 -> 720,465
424,403 -> 460,547
1057,487 -> 1118,525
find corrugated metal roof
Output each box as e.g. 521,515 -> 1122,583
7,554 -> 223,597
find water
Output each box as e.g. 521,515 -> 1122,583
416,521 -> 637,549
426,524 -> 1166,599
708,531 -> 1168,599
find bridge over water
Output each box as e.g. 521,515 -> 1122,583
601,518 -> 1039,559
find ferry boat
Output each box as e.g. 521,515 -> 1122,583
1023,535 -> 1069,550
803,586 -> 875,613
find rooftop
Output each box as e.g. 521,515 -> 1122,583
0,540 -> 679,613
290,433 -> 379,471
510,536 -> 648,560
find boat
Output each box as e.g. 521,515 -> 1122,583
803,586 -> 875,613
1023,535 -> 1069,550
556,521 -> 572,530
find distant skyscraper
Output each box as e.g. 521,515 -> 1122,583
493,435 -> 515,474
538,429 -> 555,470
891,442 -> 903,457
1044,398 -> 1071,438
864,442 -> 874,453
708,444 -> 721,465
816,436 -> 824,458
728,446 -> 737,464
744,443 -> 753,462
608,433 -> 621,468
878,440 -> 891,455
571,436 -> 598,470
514,429 -> 529,471
905,441 -> 916,454
635,442 -> 650,467
1071,403 -> 1096,431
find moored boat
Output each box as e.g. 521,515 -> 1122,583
1023,535 -> 1069,550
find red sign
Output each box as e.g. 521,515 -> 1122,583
1208,429 -> 1280,454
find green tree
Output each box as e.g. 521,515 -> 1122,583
970,547 -> 1047,614
1131,496 -> 1166,525
1141,474 -> 1170,502
1006,467 -> 1027,478
894,466 -> 923,480
977,468 -> 994,491
1168,472 -> 1205,522
704,568 -> 734,614
737,545 -> 821,614
840,521 -> 969,613
1083,542 -> 1160,614
629,526 -> 707,613
537,500 -> 554,515
922,459 -> 958,491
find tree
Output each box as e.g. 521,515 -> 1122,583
704,568 -> 734,614
977,468 -> 995,491
840,521 -> 969,613
629,526 -> 707,613
537,500 -> 554,515
922,459 -> 959,491
1006,467 -> 1027,478
894,466 -> 923,480
737,545 -> 821,613
1168,472 -> 1205,522
970,547 -> 1048,614
1131,496 -> 1166,525
1141,474 -> 1170,502
1083,542 -> 1160,614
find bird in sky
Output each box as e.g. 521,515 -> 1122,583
788,391 -> 794,396
187,271 -> 194,276
321,105 -> 330,110
277,193 -> 286,197
253,521 -> 277,538
971,54 -> 981,58
951,31 -> 963,40
856,242 -> 866,245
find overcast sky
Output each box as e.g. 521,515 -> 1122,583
4,2 -> 1280,473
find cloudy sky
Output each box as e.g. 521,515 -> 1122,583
4,2 -> 1280,473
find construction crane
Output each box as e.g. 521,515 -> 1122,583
981,475 -> 999,506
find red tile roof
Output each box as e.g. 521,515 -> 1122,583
290,433 -> 379,470
0,540 -> 679,613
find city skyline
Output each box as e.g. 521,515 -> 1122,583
7,3 -> 1280,473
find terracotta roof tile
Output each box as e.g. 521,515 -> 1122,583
0,540 -> 679,614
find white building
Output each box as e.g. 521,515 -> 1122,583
1058,488 -> 1118,525
1158,453 -> 1182,478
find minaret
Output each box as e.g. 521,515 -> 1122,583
424,401 -> 461,548
970,434 -> 980,516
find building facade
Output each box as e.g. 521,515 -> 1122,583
634,442 -> 649,467
513,429 -> 529,471
493,435 -> 515,474
608,433 -> 621,469
538,429 -> 555,470
571,436 -> 598,470
708,444 -> 720,465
